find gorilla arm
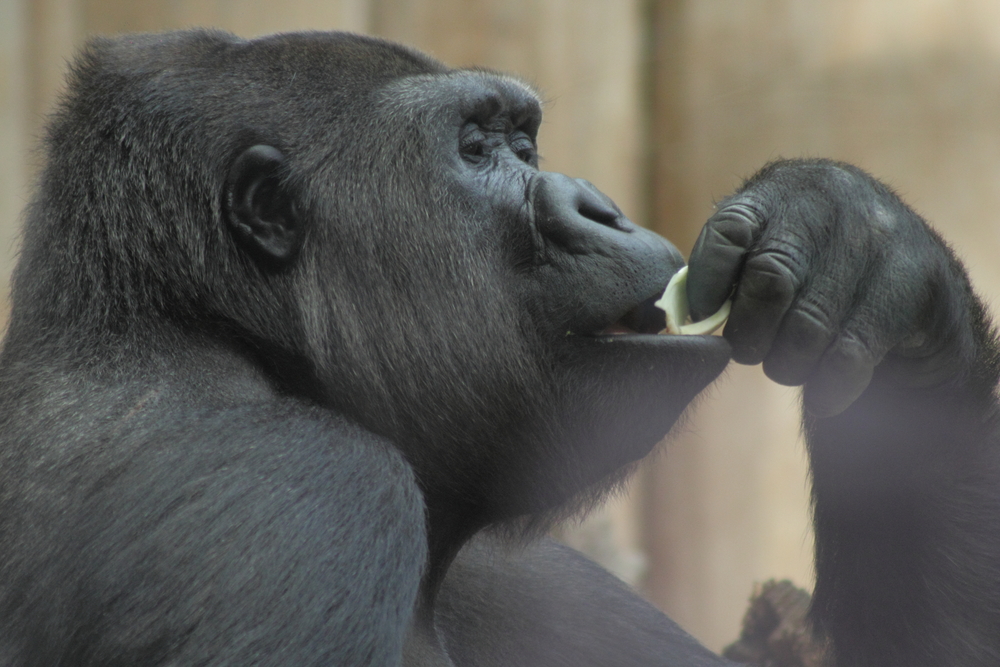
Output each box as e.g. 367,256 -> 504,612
436,534 -> 736,667
687,159 -> 1000,666
0,385 -> 428,666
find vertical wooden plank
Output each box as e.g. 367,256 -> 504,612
81,0 -> 172,34
0,0 -> 30,331
28,0 -> 84,122
83,0 -> 373,37
373,0 -> 650,586
642,1 -> 826,651
3,0 -> 84,329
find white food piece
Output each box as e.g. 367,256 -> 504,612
654,265 -> 731,335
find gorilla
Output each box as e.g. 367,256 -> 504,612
0,29 -> 997,667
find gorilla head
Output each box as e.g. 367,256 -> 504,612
9,31 -> 727,533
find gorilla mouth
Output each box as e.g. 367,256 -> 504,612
595,267 -> 732,337
595,293 -> 668,336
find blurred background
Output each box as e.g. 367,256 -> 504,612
3,0 -> 1000,653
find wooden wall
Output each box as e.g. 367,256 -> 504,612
3,0 -> 1000,652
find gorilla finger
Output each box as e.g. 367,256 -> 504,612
724,251 -> 799,365
687,203 -> 761,322
802,336 -> 876,418
762,304 -> 837,387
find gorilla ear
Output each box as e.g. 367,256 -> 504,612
224,144 -> 302,265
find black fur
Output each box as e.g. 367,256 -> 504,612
0,30 -> 997,666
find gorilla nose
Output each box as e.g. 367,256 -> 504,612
531,172 -> 635,254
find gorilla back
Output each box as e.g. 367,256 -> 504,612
0,30 -> 732,666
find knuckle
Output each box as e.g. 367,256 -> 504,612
763,307 -> 835,387
804,333 -> 878,417
782,304 -> 835,351
762,357 -> 807,387
708,202 -> 762,245
740,251 -> 800,303
708,221 -> 754,252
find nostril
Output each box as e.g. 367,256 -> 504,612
578,199 -> 625,230
531,172 -> 635,252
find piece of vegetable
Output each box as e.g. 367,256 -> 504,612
655,265 -> 731,335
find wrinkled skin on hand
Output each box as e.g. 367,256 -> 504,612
687,159 -> 981,417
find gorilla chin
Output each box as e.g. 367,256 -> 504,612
537,332 -> 731,506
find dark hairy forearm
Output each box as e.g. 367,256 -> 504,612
808,267 -> 1000,666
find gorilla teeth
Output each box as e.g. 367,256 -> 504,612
655,266 -> 731,336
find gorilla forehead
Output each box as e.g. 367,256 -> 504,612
74,31 -> 450,150
376,70 -> 542,130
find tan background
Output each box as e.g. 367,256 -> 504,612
3,0 -> 1000,653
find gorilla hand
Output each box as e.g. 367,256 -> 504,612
686,159 -> 1000,667
685,158 -> 978,417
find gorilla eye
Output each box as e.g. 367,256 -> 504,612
459,124 -> 488,163
509,131 -> 537,166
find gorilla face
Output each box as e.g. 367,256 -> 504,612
274,62 -> 732,518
